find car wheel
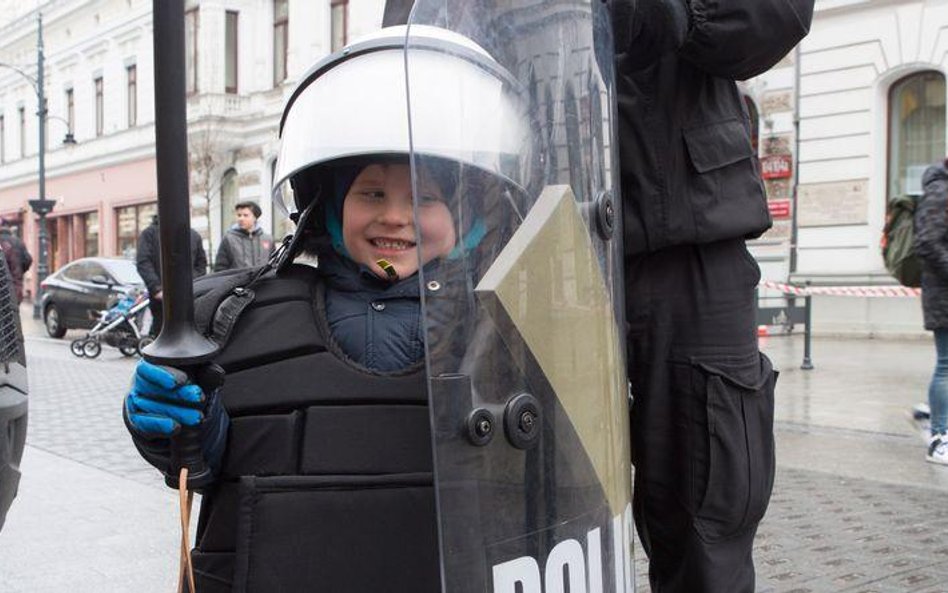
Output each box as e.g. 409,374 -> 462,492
44,304 -> 67,339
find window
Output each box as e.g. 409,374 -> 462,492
743,95 -> 760,155
62,261 -> 92,282
18,106 -> 25,157
273,0 -> 288,86
225,11 -> 239,94
220,169 -> 239,232
185,8 -> 199,95
126,65 -> 137,127
331,0 -> 348,52
888,71 -> 946,199
65,88 -> 74,136
94,76 -> 104,137
83,211 -> 99,257
0,115 -> 5,163
115,202 -> 157,257
270,159 -> 294,240
84,262 -> 109,283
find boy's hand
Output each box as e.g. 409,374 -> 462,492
126,361 -> 206,435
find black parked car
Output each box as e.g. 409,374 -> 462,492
40,257 -> 144,338
0,255 -> 28,531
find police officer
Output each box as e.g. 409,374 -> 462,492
612,2 -> 813,592
384,0 -> 814,591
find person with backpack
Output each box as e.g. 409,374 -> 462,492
0,221 -> 33,305
882,193 -> 923,288
912,160 -> 948,466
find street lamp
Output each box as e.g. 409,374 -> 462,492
28,197 -> 55,319
0,13 -> 76,318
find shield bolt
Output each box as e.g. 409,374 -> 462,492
504,393 -> 541,450
466,408 -> 495,447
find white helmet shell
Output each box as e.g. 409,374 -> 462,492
272,25 -> 529,214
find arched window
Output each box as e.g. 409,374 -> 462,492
888,71 -> 946,199
220,168 -> 239,232
270,159 -> 295,241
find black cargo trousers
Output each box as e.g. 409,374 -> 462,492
625,238 -> 777,593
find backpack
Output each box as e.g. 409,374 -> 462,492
881,194 -> 922,288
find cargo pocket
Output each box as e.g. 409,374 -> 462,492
231,474 -> 440,593
691,353 -> 777,543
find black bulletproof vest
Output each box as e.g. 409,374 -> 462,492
190,265 -> 440,593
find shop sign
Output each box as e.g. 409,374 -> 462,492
761,154 -> 793,180
768,199 -> 792,220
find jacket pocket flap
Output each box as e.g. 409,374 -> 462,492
683,119 -> 754,174
696,353 -> 774,392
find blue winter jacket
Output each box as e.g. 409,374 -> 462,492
321,254 -> 425,373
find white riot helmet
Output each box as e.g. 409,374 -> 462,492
271,25 -> 530,231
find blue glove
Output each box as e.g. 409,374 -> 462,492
125,361 -> 229,475
127,361 -> 206,434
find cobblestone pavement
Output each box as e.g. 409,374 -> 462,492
4,304 -> 948,592
20,335 -> 164,487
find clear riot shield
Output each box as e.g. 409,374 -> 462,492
404,3 -> 633,592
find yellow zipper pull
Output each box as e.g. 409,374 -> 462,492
376,259 -> 399,281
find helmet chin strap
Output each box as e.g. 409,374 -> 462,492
275,192 -> 322,274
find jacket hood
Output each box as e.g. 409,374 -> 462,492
228,223 -> 264,236
923,164 -> 948,189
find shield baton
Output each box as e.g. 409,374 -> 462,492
145,2 -> 221,590
143,0 -> 220,490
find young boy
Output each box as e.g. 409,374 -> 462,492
124,157 -> 458,592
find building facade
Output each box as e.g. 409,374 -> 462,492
742,0 -> 945,335
0,0 -> 384,300
3,0 -> 934,334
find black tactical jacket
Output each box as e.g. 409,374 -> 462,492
382,0 -> 814,254
612,0 -> 814,254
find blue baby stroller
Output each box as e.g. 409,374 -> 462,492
70,288 -> 151,358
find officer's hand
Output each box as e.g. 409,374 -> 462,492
611,0 -> 689,57
125,361 -> 206,435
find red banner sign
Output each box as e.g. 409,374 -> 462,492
761,154 -> 793,180
768,199 -> 792,220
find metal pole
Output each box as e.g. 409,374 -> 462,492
789,44 -> 802,275
31,13 -> 48,320
801,293 -> 814,370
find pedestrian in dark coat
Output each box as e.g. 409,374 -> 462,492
213,201 -> 274,272
0,223 -> 32,305
913,162 -> 948,465
135,215 -> 207,336
611,1 -> 813,591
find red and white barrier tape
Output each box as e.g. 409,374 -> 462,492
759,280 -> 921,298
